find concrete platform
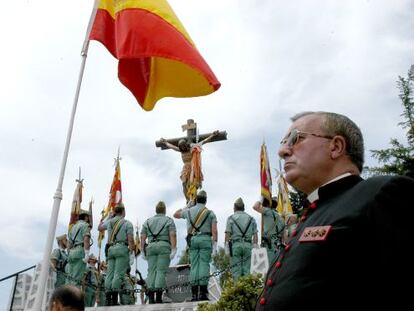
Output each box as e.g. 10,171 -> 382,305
86,301 -> 207,311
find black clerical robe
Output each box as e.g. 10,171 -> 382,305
256,174 -> 414,311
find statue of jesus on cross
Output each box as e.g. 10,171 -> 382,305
156,119 -> 227,203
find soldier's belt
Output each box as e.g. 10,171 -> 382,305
113,241 -> 128,246
196,232 -> 212,236
73,243 -> 84,247
232,238 -> 251,243
149,239 -> 170,244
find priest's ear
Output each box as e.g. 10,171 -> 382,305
329,135 -> 347,160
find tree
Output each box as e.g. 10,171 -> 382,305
197,274 -> 263,311
289,190 -> 306,215
370,65 -> 414,177
178,249 -> 190,265
212,246 -> 232,287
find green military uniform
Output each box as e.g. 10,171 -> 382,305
104,215 -> 134,293
120,273 -> 136,305
97,271 -> 107,306
141,214 -> 176,291
50,247 -> 68,288
262,207 -> 284,264
181,203 -> 217,286
67,219 -> 90,286
226,211 -> 258,281
83,265 -> 99,307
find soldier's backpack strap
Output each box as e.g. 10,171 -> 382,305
270,210 -> 285,236
70,227 -> 82,247
231,216 -> 253,239
264,209 -> 282,237
56,249 -> 67,271
147,219 -> 169,242
109,218 -> 125,244
189,207 -> 210,235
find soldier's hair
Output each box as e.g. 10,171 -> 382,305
234,204 -> 245,211
291,111 -> 364,172
114,203 -> 125,215
196,196 -> 207,204
262,198 -> 270,208
271,197 -> 278,209
49,285 -> 85,310
78,214 -> 88,221
156,201 -> 166,214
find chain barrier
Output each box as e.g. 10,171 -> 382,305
57,252 -> 252,295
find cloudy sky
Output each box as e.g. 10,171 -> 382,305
1,0 -> 413,307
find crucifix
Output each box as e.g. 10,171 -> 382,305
155,119 -> 227,202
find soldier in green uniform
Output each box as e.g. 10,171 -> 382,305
50,234 -> 68,289
141,201 -> 177,304
283,213 -> 298,244
174,190 -> 218,301
67,209 -> 91,287
82,254 -> 99,307
120,267 -> 136,305
98,203 -> 135,306
97,261 -> 107,306
225,198 -> 258,281
253,197 -> 285,264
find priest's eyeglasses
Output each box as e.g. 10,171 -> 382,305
280,129 -> 334,147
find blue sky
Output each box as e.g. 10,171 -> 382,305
0,0 -> 413,308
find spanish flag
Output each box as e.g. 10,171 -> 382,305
89,0 -> 221,111
260,143 -> 272,204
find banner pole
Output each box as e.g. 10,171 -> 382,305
32,1 -> 99,309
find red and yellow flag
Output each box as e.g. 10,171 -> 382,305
89,0 -> 221,111
106,159 -> 122,214
260,143 -> 272,204
68,179 -> 83,233
98,158 -> 122,248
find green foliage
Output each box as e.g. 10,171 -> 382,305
370,65 -> 414,178
212,247 -> 232,287
178,249 -> 190,265
289,190 -> 306,214
197,274 -> 264,311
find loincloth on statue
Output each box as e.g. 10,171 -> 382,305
180,163 -> 204,184
180,163 -> 191,183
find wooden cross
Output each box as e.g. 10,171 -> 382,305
155,119 -> 227,149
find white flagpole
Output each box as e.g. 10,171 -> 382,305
33,1 -> 99,309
